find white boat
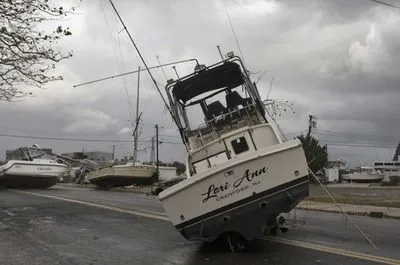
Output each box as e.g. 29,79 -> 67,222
0,146 -> 69,188
87,66 -> 159,189
158,53 -> 309,248
342,167 -> 384,183
87,162 -> 157,188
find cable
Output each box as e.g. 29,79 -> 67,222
224,4 -> 247,70
315,129 -> 399,139
159,139 -> 182,145
156,55 -> 169,82
368,0 -> 400,9
319,142 -> 395,148
308,169 -> 377,249
0,133 -> 134,143
0,132 -> 184,145
107,0 -> 174,120
159,134 -> 181,139
284,130 -> 308,137
100,0 -> 134,122
73,58 -> 198,88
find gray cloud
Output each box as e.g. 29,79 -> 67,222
1,0 -> 399,166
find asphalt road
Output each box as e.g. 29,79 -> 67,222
0,184 -> 399,265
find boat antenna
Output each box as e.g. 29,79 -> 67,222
267,77 -> 274,100
73,58 -> 199,88
224,5 -> 247,70
107,0 -> 173,118
156,55 -> 169,82
216,45 -> 224,60
172,66 -> 180,78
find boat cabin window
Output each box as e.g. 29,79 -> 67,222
231,137 -> 249,154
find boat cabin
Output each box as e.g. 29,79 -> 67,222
165,55 -> 282,177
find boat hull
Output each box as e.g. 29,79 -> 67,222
159,140 -> 309,242
0,160 -> 69,189
342,173 -> 383,183
179,177 -> 308,241
88,164 -> 158,188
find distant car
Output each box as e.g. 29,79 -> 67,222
151,177 -> 186,195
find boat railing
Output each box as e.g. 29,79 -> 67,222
184,101 -> 262,141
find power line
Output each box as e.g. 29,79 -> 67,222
315,129 -> 399,139
368,0 -> 400,9
159,139 -> 182,145
320,142 -> 395,148
0,132 -> 183,145
0,133 -> 133,143
283,130 -> 308,137
159,134 -> 181,139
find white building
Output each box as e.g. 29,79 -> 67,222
158,166 -> 178,181
373,161 -> 400,182
324,168 -> 339,183
373,141 -> 400,182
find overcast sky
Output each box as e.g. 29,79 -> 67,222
1,0 -> 399,167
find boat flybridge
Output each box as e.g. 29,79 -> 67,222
158,53 -> 309,250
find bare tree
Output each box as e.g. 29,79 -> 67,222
252,72 -> 296,118
0,0 -> 78,101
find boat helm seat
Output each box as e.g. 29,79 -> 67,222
206,101 -> 227,120
226,91 -> 253,111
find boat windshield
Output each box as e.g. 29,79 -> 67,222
25,147 -> 52,160
183,86 -> 253,129
170,61 -> 262,132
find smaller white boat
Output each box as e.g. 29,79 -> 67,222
0,145 -> 70,188
87,62 -> 159,189
342,167 -> 384,183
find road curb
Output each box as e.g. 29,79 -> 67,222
295,206 -> 400,220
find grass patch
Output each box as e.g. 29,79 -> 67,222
306,195 -> 400,208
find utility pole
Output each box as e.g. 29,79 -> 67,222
155,124 -> 159,173
150,137 -> 155,165
112,145 -> 115,161
308,115 -> 317,136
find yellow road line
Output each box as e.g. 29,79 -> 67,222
262,236 -> 400,265
13,190 -> 400,264
13,190 -> 169,222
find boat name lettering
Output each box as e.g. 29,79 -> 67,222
201,182 -> 230,203
38,167 -> 52,171
201,166 -> 268,203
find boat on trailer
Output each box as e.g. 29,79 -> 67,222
0,145 -> 70,189
158,53 -> 309,250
